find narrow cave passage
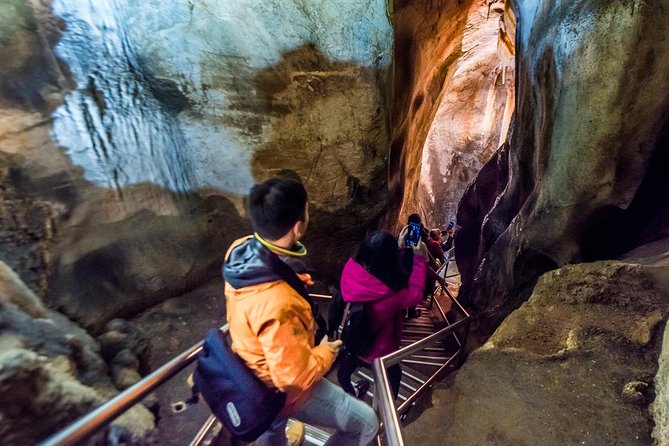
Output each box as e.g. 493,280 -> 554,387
388,0 -> 516,235
418,0 -> 516,228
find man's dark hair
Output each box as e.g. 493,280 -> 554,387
248,177 -> 308,240
407,213 -> 421,225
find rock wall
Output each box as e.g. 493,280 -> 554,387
456,0 -> 669,338
1,0 -> 394,331
0,261 -> 155,444
404,257 -> 669,445
417,0 -> 515,227
386,0 -> 515,230
654,322 -> 669,445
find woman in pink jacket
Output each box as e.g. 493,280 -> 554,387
337,229 -> 428,399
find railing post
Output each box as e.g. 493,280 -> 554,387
372,359 -> 404,446
457,321 -> 471,368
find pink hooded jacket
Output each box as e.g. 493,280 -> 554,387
339,255 -> 427,363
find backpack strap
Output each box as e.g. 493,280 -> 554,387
336,302 -> 352,341
255,240 -> 326,339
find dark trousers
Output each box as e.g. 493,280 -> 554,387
337,353 -> 402,400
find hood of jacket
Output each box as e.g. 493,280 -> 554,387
223,236 -> 309,290
340,258 -> 396,303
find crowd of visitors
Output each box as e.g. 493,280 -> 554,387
211,176 -> 459,446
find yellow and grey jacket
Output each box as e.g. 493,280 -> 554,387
222,236 -> 335,413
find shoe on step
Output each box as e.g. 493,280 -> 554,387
285,420 -> 305,446
406,309 -> 422,319
353,379 -> 371,399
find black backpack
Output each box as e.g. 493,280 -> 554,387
328,292 -> 370,358
193,329 -> 286,441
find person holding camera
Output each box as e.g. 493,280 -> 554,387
337,229 -> 428,400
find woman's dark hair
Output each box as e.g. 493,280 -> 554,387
354,230 -> 408,291
248,177 -> 307,240
407,213 -> 421,225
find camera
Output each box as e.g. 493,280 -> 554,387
406,222 -> 422,247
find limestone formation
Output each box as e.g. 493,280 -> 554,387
385,0 -> 515,230
404,259 -> 669,445
455,0 -> 669,339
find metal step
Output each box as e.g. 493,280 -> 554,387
409,353 -> 449,361
400,339 -> 446,347
403,321 -> 436,329
401,358 -> 446,367
403,328 -> 437,336
287,421 -> 328,446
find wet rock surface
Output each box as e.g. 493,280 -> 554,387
455,0 -> 669,339
404,258 -> 669,445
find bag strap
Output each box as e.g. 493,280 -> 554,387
258,241 -> 323,324
265,250 -> 310,301
336,302 -> 352,341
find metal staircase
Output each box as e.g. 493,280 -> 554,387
293,264 -> 466,446
39,258 -> 470,446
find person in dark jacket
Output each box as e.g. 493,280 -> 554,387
427,228 -> 445,262
337,229 -> 428,400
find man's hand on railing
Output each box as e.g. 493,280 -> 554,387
319,336 -> 343,357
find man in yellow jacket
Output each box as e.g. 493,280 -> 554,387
223,176 -> 379,446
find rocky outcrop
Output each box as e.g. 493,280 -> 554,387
45,192 -> 247,333
0,348 -> 100,444
0,348 -> 156,445
455,0 -> 669,338
0,262 -> 156,444
404,258 -> 669,445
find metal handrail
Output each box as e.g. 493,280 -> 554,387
373,361 -> 404,446
38,330 -> 215,446
373,309 -> 472,445
189,415 -> 218,446
40,292 -> 333,446
309,293 -> 334,301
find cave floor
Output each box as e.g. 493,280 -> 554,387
132,279 -> 229,445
